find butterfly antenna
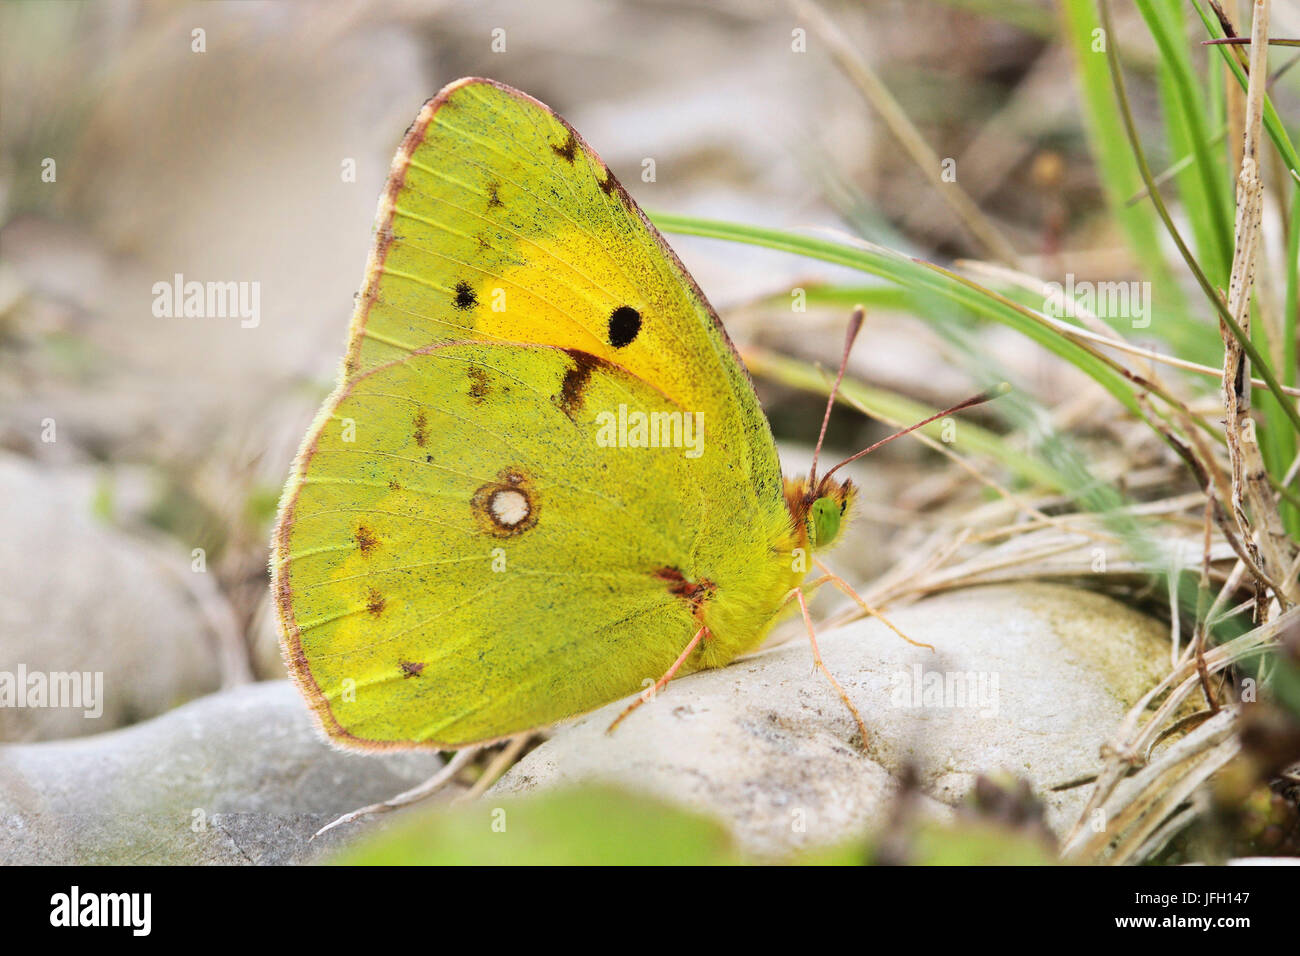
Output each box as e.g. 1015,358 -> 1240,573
820,382 -> 1012,484
808,305 -> 865,488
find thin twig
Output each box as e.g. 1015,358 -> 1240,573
312,747 -> 480,838
455,735 -> 533,803
1063,606 -> 1293,856
1218,0 -> 1296,608
789,0 -> 1021,267
1098,0 -> 1300,436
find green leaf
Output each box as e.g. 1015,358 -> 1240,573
332,786 -> 742,866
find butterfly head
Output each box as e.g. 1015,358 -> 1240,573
785,474 -> 856,552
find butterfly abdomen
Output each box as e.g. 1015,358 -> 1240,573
671,501 -> 803,671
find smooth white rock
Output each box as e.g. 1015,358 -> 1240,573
0,681 -> 447,864
493,583 -> 1173,857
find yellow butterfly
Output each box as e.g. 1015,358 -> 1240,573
271,77 -> 972,751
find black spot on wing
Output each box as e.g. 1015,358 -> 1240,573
453,281 -> 477,311
608,306 -> 641,348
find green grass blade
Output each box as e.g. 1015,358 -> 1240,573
1190,0 -> 1300,170
1058,0 -> 1188,319
1137,0 -> 1234,289
653,211 -> 1174,417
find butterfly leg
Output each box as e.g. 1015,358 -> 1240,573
813,558 -> 934,651
781,574 -> 831,606
606,623 -> 709,734
794,587 -> 870,746
780,567 -> 926,649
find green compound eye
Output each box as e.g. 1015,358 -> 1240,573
809,496 -> 842,548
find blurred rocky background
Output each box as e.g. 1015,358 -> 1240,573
5,0 -> 1300,864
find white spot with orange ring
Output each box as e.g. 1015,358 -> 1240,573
489,488 -> 530,527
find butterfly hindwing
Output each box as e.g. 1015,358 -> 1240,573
278,343 -> 735,747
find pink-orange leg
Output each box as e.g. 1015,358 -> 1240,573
607,623 -> 709,734
813,558 -> 934,651
795,587 -> 870,747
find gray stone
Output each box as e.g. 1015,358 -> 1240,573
0,681 -> 447,864
0,454 -> 221,741
493,584 -> 1173,857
